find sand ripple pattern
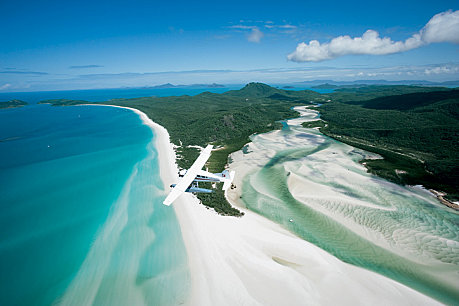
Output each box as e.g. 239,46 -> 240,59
234,107 -> 459,304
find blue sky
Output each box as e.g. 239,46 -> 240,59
0,0 -> 458,91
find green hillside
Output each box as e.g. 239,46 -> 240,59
328,85 -> 450,103
351,89 -> 459,110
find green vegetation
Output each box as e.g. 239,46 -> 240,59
326,85 -> 450,103
40,83 -> 459,211
319,88 -> 459,201
196,182 -> 244,216
0,99 -> 27,109
301,120 -> 326,129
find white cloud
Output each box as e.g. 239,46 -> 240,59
421,10 -> 459,43
424,65 -> 459,75
247,27 -> 264,43
230,25 -> 264,43
231,22 -> 296,42
230,25 -> 254,30
278,24 -> 297,29
0,83 -> 11,90
288,10 -> 459,62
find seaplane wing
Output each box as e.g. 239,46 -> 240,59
163,145 -> 213,206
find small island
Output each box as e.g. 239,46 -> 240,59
301,120 -> 326,129
311,83 -> 339,89
0,99 -> 27,109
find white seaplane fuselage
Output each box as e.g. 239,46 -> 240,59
163,145 -> 235,205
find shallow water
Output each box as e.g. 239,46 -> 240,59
238,107 -> 459,304
0,104 -> 189,305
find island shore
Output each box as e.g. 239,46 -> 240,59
112,105 -> 439,305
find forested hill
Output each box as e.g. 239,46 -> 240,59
347,89 -> 459,110
224,82 -> 284,97
224,82 -> 322,101
328,85 -> 451,103
319,88 -> 459,200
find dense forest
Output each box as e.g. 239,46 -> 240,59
40,83 -> 459,212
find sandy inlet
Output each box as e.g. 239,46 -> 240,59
225,106 -> 459,304
147,106 -> 441,305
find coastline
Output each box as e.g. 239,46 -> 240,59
428,189 -> 459,211
109,105 -> 439,305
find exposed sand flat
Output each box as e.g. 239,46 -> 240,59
135,105 -> 440,305
172,197 -> 439,305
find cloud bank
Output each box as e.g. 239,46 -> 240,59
288,10 -> 459,62
0,70 -> 48,75
0,83 -> 11,90
69,65 -> 104,69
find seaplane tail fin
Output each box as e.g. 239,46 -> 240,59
222,170 -> 235,191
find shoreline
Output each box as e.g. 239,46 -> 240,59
112,104 -> 438,305
429,189 -> 459,211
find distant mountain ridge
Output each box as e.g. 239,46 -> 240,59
297,79 -> 459,87
147,83 -> 225,89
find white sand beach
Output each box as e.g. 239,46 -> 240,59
101,105 -> 439,305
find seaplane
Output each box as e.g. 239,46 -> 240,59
163,145 -> 235,205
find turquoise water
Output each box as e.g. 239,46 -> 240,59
0,104 -> 189,305
238,109 -> 459,304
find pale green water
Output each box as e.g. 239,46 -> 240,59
239,108 -> 459,304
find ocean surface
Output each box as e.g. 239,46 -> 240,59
237,107 -> 459,304
0,104 -> 189,305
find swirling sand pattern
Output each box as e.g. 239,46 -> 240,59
238,107 -> 459,304
57,142 -> 190,306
